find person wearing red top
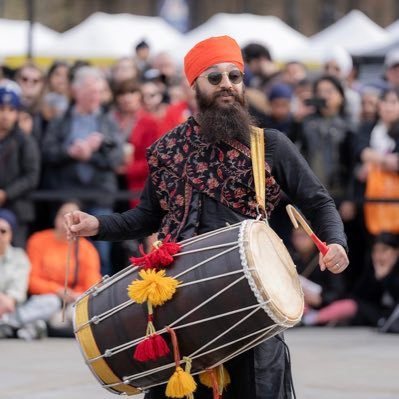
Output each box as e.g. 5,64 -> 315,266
160,80 -> 198,134
125,108 -> 162,208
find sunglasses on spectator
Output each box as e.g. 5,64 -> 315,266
198,70 -> 244,86
20,75 -> 42,84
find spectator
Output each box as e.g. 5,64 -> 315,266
263,82 -> 294,134
383,49 -> 399,90
133,39 -> 151,79
281,61 -> 308,88
0,201 -> 101,339
354,88 -> 399,238
302,232 -> 399,329
17,105 -> 34,136
151,51 -> 180,88
322,46 -> 361,127
110,57 -> 139,89
140,80 -> 168,121
46,60 -> 70,97
0,209 -> 31,338
0,83 -> 41,247
291,75 -> 355,203
160,79 -> 198,134
290,76 -> 359,289
291,226 -> 345,314
15,62 -> 45,114
25,201 -> 101,337
360,86 -> 380,124
241,42 -> 279,91
110,79 -> 156,209
41,66 -> 124,276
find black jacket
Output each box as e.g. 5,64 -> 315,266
41,108 -> 124,207
0,127 -> 40,222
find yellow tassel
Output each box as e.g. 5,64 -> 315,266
199,364 -> 231,390
127,269 -> 179,306
165,366 -> 197,398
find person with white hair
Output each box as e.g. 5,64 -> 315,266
323,46 -> 361,128
41,66 -> 124,276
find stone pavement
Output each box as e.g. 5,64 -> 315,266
1,327 -> 398,399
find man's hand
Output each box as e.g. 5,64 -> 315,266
67,140 -> 92,161
64,210 -> 100,240
319,243 -> 349,274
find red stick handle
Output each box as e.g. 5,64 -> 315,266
310,233 -> 329,256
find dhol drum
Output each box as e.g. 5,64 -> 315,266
74,219 -> 304,395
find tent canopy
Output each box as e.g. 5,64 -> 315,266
40,12 -> 184,58
310,10 -> 391,55
0,18 -> 59,58
166,13 -> 310,62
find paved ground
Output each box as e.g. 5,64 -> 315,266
0,327 -> 398,399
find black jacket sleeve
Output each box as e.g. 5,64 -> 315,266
266,129 -> 348,250
95,177 -> 165,241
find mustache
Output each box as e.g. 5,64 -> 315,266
213,89 -> 236,98
211,89 -> 244,106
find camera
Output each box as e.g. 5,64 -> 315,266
304,97 -> 327,109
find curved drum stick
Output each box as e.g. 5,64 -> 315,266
286,204 -> 329,256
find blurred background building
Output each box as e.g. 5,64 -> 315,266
0,0 -> 399,35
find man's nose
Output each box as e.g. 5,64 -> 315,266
219,72 -> 233,88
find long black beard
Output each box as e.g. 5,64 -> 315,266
196,87 -> 253,145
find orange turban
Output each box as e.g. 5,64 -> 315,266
184,36 -> 244,86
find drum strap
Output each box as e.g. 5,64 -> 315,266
250,127 -> 266,213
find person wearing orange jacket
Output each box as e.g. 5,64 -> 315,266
1,201 -> 101,339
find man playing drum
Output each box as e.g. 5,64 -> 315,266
65,36 -> 349,399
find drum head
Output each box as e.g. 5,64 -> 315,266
242,221 -> 304,325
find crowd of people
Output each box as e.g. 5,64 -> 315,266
0,37 -> 398,341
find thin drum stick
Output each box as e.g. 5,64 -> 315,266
286,204 -> 329,256
62,239 -> 73,322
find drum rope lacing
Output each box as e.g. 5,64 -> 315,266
87,273 -> 252,362
75,243 -> 242,332
77,221 -> 298,393
107,323 -> 282,390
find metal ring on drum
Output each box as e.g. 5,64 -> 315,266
73,219 -> 304,395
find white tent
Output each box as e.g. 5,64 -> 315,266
166,13 -> 310,62
0,18 -> 59,58
40,12 -> 184,58
386,19 -> 399,39
309,10 -> 391,55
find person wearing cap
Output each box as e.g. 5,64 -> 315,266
65,36 -> 349,398
0,83 -> 40,248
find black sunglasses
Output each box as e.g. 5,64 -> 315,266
198,70 -> 244,86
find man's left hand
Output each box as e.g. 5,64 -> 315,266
319,243 -> 349,274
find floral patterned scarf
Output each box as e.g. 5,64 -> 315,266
147,117 -> 281,240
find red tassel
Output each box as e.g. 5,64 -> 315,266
134,333 -> 170,362
130,235 -> 181,269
